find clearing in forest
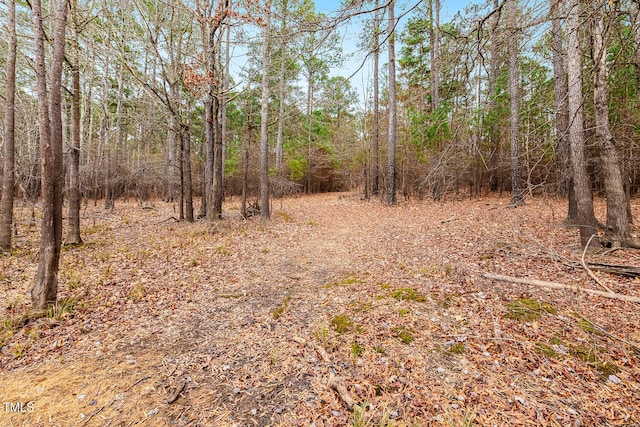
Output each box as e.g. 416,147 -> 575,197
1,193 -> 639,426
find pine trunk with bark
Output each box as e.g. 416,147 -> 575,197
508,0 -> 525,206
32,0 -> 67,310
592,1 -> 629,245
567,0 -> 598,249
372,0 -> 380,196
260,6 -> 272,219
0,0 -> 17,250
66,0 -> 82,244
386,0 -> 397,206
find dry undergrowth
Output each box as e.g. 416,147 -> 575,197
1,193 -> 639,426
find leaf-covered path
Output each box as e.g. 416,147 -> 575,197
1,193 -> 639,426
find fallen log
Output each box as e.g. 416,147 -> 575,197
482,272 -> 640,303
587,262 -> 640,278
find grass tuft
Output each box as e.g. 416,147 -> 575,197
504,298 -> 556,322
391,288 -> 426,302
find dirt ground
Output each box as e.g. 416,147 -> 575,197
1,193 -> 639,426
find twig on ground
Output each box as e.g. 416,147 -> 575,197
124,376 -> 150,392
582,234 -> 614,293
292,336 -> 331,363
164,379 -> 187,404
482,272 -> 640,303
328,372 -> 358,411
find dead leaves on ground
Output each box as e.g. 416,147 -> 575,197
0,194 -> 639,426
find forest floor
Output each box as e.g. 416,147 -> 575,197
1,193 -> 639,427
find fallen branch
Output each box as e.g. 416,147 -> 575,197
587,262 -> 640,278
582,234 -> 614,294
163,379 -> 186,404
482,272 -> 640,303
292,336 -> 331,363
328,372 -> 358,411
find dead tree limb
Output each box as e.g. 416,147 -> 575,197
582,234 -> 614,293
328,372 -> 359,411
482,272 -> 640,303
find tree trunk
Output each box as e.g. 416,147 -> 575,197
592,0 -> 629,245
386,0 -> 397,206
508,0 -> 525,206
631,1 -> 640,95
567,0 -> 598,249
205,26 -> 216,220
488,0 -> 500,193
433,0 -> 440,110
259,6 -> 272,219
372,0 -> 380,196
242,95 -> 253,218
0,0 -> 17,250
276,3 -> 288,172
183,121 -> 194,222
32,0 -> 67,310
551,0 -> 571,199
66,0 -> 82,245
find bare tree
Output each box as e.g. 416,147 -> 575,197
592,0 -> 630,245
386,0 -> 397,205
507,0 -> 524,206
566,0 -> 597,249
372,0 -> 380,196
32,0 -> 68,310
260,3 -> 272,218
0,0 -> 17,250
66,0 -> 83,245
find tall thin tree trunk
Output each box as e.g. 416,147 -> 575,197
183,121 -> 194,222
66,0 -> 82,244
508,0 -> 524,206
631,1 -> 640,95
242,95 -> 253,218
386,0 -> 397,205
221,8 -> 231,196
551,0 -> 571,197
32,0 -> 67,310
372,0 -> 380,196
205,26 -> 216,220
276,0 -> 288,172
567,0 -> 598,248
0,0 -> 17,250
592,0 -> 629,245
432,0 -> 440,110
488,0 -> 500,193
259,5 -> 272,218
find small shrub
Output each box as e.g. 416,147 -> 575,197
273,295 -> 291,319
448,342 -> 466,354
351,340 -> 365,359
393,326 -> 414,344
47,298 -> 76,321
331,314 -> 353,334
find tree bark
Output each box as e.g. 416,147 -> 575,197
386,0 -> 397,206
276,0 -> 288,171
32,0 -> 67,310
66,0 -> 82,245
372,0 -> 380,196
592,0 -> 629,245
567,0 -> 598,249
488,0 -> 500,193
183,121 -> 194,222
259,5 -> 272,219
508,0 -> 525,206
0,0 -> 17,250
551,0 -> 572,201
631,1 -> 640,95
